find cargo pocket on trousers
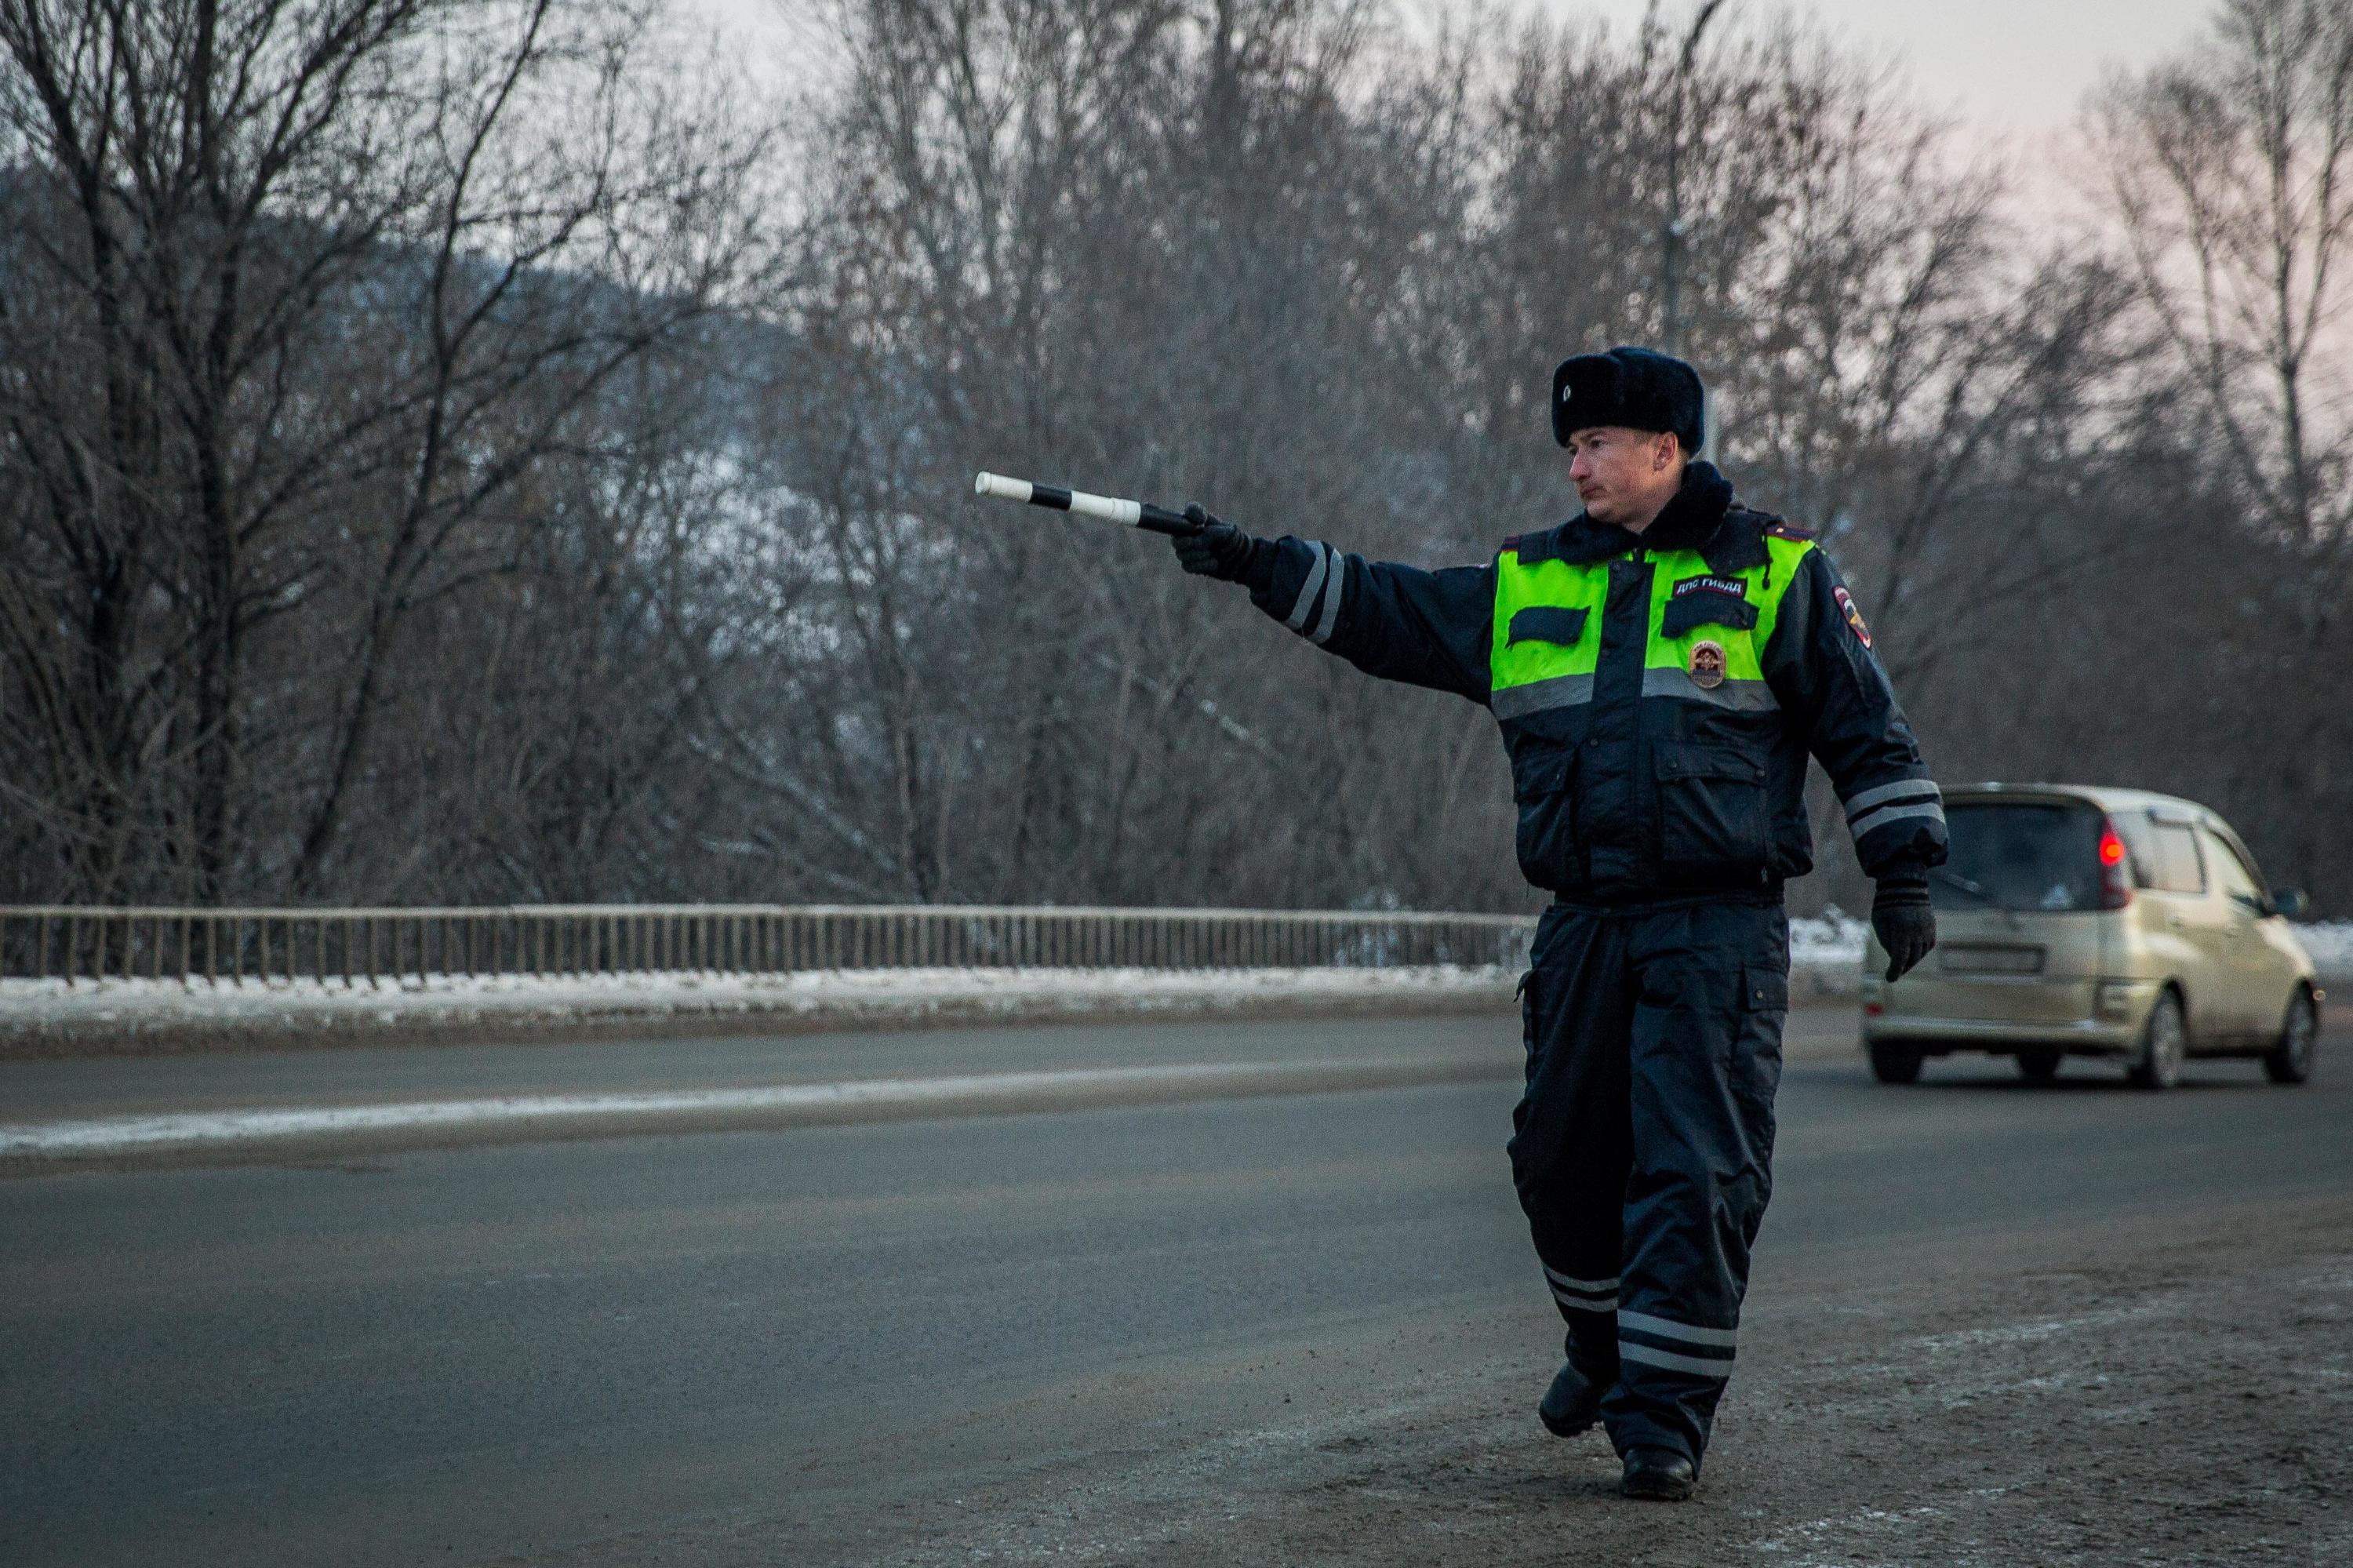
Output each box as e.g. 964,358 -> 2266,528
1653,744 -> 1769,885
1511,967 -> 1544,1137
1730,963 -> 1788,1193
1518,968 -> 1541,1060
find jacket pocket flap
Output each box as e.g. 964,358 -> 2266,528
1512,749 -> 1573,802
1653,744 -> 1763,784
1660,594 -> 1759,640
1507,606 -> 1588,646
1742,965 -> 1789,1010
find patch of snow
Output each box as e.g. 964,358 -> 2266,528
1,917 -> 1892,1047
2,941 -> 1877,1046
1790,911 -> 1867,966
0,965 -> 1522,1040
2292,921 -> 2353,984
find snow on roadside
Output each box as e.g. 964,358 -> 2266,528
0,966 -> 1529,1050
3,911 -> 2330,1052
1792,911 -> 1868,967
0,964 -> 1516,1024
0,919 -> 1875,1050
2293,921 -> 2353,982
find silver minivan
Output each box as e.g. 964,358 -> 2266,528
1860,784 -> 2323,1087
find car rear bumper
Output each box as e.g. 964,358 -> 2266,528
1860,975 -> 2160,1055
1860,1013 -> 2141,1053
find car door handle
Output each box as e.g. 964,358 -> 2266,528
2167,915 -> 2187,930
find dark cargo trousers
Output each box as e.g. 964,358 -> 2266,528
1509,897 -> 1790,1468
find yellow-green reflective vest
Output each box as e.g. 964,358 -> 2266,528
1488,534 -> 1817,722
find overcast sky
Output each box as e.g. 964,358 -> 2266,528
720,2 -> 2219,134
1541,0 -> 2214,133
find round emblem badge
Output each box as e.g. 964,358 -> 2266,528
1689,639 -> 1728,689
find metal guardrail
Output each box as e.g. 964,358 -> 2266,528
0,905 -> 1537,988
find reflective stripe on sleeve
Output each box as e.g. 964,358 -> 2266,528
1842,778 -> 1940,817
1310,547 -> 1346,645
1850,799 -> 1947,839
1285,544 -> 1331,633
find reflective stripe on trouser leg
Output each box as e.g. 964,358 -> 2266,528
1544,1266 -> 1619,1316
1598,898 -> 1788,1468
1510,904 -> 1637,1382
1617,1309 -> 1737,1377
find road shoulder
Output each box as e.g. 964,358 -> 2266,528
747,1199 -> 2351,1566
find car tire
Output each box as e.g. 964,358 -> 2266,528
1868,1041 -> 1923,1085
2264,988 -> 2319,1086
2127,990 -> 2186,1090
2017,1048 -> 2061,1085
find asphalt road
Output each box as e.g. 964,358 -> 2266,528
2,1008 -> 2345,1566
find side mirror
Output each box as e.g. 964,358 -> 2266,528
2271,887 -> 2309,919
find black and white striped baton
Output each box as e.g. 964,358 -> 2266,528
973,471 -> 1206,537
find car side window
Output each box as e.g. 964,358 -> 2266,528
2111,812 -> 2158,889
2144,818 -> 2207,895
2205,829 -> 2265,915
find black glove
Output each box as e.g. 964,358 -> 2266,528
1871,868 -> 1937,983
1171,504 -> 1258,582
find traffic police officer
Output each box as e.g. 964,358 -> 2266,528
1169,347 -> 1945,1501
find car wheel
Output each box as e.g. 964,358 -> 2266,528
1868,1041 -> 1923,1085
2264,988 -> 2319,1086
2127,990 -> 2185,1090
2017,1048 -> 2061,1085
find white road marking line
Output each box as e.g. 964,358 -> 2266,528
0,1057 -> 1505,1159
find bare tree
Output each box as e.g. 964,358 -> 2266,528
2093,0 -> 2353,564
2090,0 -> 2353,897
5,0 -> 2345,920
0,0 -> 772,904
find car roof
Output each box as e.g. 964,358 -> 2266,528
1945,782 -> 2231,828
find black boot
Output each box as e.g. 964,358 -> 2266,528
1539,1359 -> 1601,1438
1620,1447 -> 1697,1501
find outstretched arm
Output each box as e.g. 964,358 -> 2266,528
1176,507 -> 1494,704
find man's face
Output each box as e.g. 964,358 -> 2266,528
1566,425 -> 1680,526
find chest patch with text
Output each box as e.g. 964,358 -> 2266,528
1672,576 -> 1748,600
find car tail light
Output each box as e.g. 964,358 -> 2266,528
2097,816 -> 2132,909
1864,1002 -> 1885,1017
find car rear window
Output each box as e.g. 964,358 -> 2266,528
1933,803 -> 2106,912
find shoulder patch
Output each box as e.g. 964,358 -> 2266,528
1833,584 -> 1873,648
